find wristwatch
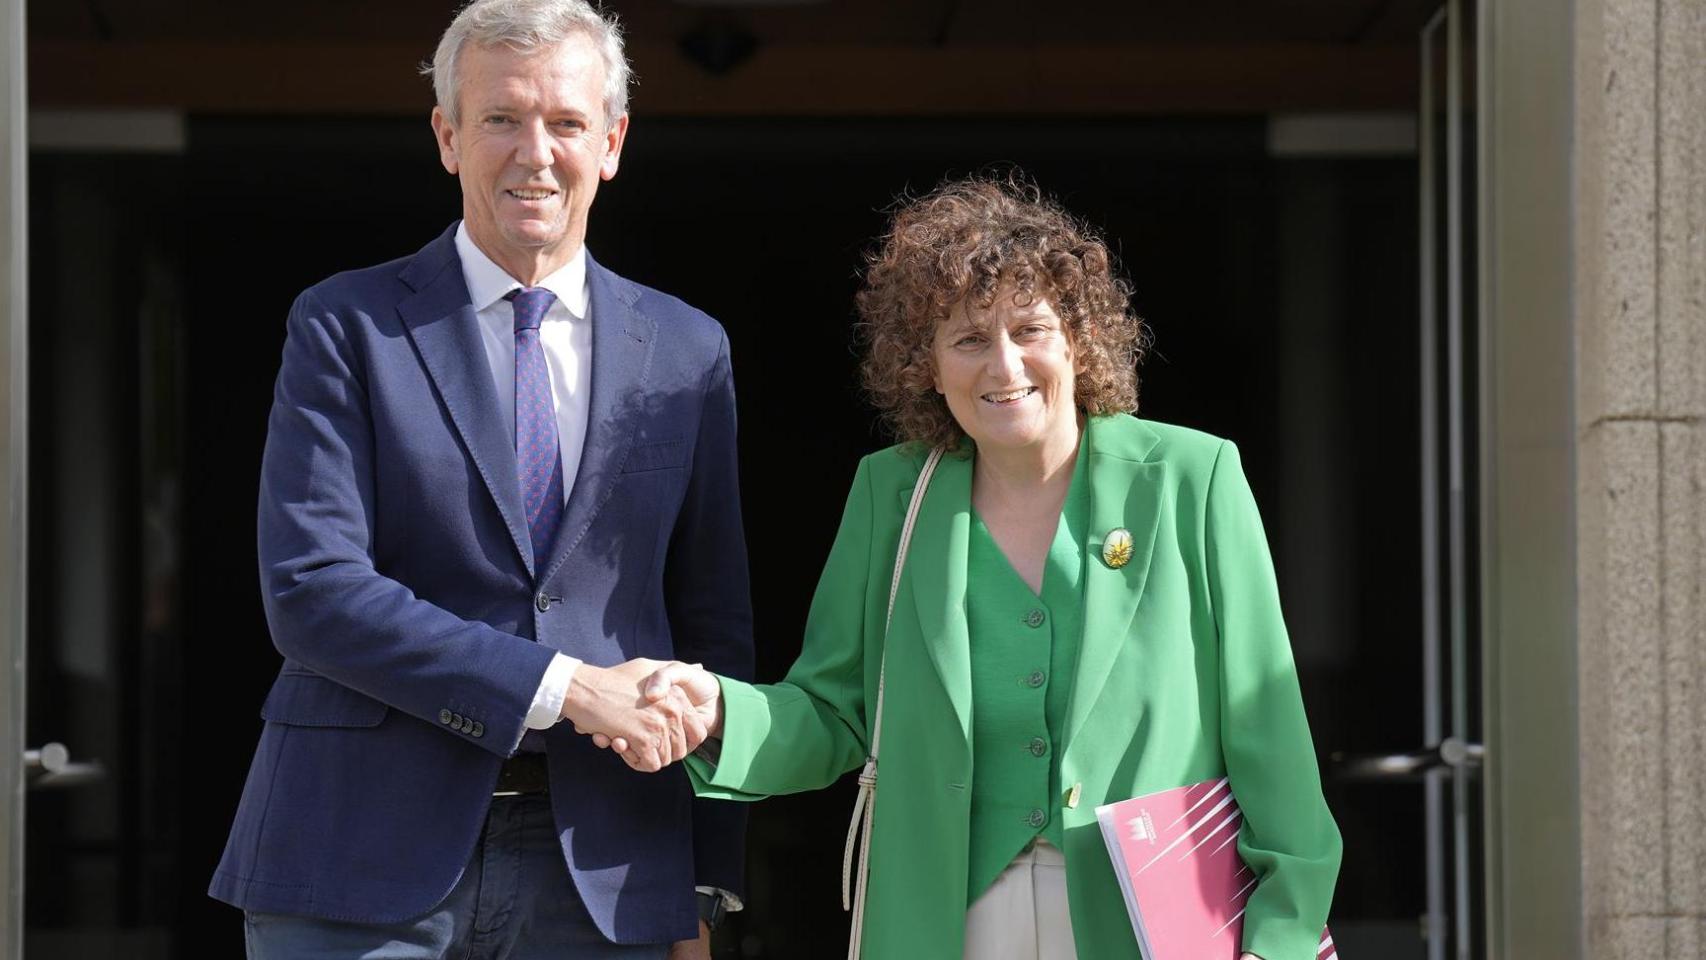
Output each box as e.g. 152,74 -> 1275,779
696,890 -> 728,933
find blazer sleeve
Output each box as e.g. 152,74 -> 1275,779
1205,440 -> 1343,960
685,455 -> 882,800
662,330 -> 756,895
258,288 -> 558,757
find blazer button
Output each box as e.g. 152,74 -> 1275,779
472,722 -> 485,738
1024,670 -> 1046,688
439,709 -> 453,725
536,592 -> 551,613
1028,737 -> 1048,757
1023,608 -> 1046,628
1025,808 -> 1048,828
451,712 -> 465,728
461,716 -> 476,734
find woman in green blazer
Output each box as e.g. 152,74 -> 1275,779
609,177 -> 1341,959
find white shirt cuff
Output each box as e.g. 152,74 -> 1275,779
525,653 -> 580,730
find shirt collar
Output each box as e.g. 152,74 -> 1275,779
453,221 -> 589,320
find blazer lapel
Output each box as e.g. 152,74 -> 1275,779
901,451 -> 974,743
1066,417 -> 1165,746
539,255 -> 655,581
397,228 -> 534,575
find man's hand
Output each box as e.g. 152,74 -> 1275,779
589,662 -> 724,763
666,920 -> 712,960
559,658 -> 709,772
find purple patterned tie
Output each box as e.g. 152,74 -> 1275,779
508,287 -> 564,574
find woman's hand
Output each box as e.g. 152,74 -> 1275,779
589,661 -> 724,766
562,658 -> 705,771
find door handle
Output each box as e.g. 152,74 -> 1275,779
24,741 -> 106,790
1332,736 -> 1484,782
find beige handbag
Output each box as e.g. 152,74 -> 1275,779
840,445 -> 947,960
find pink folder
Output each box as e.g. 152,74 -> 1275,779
1095,777 -> 1336,960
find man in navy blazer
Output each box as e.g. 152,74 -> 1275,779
209,1 -> 752,956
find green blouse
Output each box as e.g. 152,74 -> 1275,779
964,433 -> 1090,900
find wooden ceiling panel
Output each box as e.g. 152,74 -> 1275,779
27,0 -> 1423,114
608,0 -> 961,46
31,0 -> 953,46
177,0 -> 455,43
941,0 -> 1394,45
32,0 -> 1429,46
30,0 -> 191,40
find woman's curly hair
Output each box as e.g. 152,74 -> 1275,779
855,174 -> 1147,450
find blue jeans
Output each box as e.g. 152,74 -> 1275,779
244,795 -> 670,960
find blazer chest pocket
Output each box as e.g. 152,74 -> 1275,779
261,672 -> 389,728
622,438 -> 688,474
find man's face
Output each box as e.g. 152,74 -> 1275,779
430,34 -> 627,279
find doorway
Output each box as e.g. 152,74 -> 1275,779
5,3 -> 1511,957
14,113 -> 1431,957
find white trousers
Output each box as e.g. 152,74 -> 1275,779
962,839 -> 1080,960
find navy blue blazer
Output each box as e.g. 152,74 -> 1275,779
210,225 -> 754,944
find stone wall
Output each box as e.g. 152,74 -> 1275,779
1575,0 -> 1706,954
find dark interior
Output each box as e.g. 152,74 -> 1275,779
23,2 -> 1443,956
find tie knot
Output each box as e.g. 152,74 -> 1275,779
508,287 -> 557,333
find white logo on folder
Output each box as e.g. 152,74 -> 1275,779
1127,810 -> 1156,844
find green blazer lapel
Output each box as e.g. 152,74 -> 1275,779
1067,417 -> 1166,745
900,451 -> 974,743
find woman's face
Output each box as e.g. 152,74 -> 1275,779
931,288 -> 1081,456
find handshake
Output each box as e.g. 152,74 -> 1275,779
557,659 -> 723,772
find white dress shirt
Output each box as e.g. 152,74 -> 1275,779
452,222 -> 585,733
454,225 -> 745,913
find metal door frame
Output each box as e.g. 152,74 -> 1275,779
1478,0 -> 1582,958
2,0 -> 28,957
1419,5 -> 1484,956
1418,11 -> 1448,958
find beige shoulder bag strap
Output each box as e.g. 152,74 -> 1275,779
840,444 -> 946,960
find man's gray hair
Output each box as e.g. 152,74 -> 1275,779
426,0 -> 631,128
